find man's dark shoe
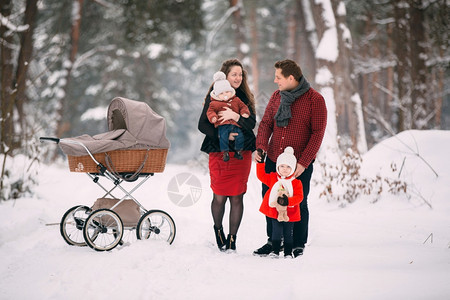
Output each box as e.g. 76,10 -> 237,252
283,243 -> 293,257
253,242 -> 273,256
293,247 -> 304,257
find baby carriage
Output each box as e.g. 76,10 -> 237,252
41,97 -> 176,251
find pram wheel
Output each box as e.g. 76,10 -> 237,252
136,210 -> 176,244
60,205 -> 91,247
83,208 -> 124,251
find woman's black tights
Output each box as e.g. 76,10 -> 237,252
211,193 -> 244,235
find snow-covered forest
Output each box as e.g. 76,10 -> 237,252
1,2 -> 449,298
1,0 -> 449,201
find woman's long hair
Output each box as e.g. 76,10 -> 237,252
204,59 -> 256,113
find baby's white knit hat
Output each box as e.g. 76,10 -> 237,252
276,146 -> 297,177
211,71 -> 235,99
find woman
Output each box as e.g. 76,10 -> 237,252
198,59 -> 256,251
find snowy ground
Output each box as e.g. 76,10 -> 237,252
1,130 -> 449,299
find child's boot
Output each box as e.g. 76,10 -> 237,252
235,150 -> 243,160
223,151 -> 230,162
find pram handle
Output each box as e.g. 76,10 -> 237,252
40,137 -> 60,143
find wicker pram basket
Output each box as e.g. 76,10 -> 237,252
68,148 -> 168,173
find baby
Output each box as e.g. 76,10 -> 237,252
207,71 -> 250,161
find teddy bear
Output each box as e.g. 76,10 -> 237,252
270,185 -> 289,222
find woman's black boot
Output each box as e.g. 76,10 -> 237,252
284,243 -> 293,258
226,234 -> 236,251
271,240 -> 281,256
214,226 -> 226,250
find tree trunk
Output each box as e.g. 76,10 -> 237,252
296,0 -> 316,81
393,0 -> 410,131
0,0 -> 16,154
15,0 -> 39,136
360,13 -> 372,144
286,4 -> 296,58
229,0 -> 245,61
306,0 -> 339,160
386,22 -> 394,125
0,0 -> 38,196
249,2 -> 259,97
310,0 -> 366,153
434,59 -> 444,128
432,0 -> 447,129
55,0 -> 84,138
408,0 -> 428,129
333,0 -> 367,152
0,0 -> 14,196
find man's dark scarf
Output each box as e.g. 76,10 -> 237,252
274,76 -> 310,127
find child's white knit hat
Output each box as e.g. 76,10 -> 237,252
276,146 -> 297,177
211,71 -> 235,99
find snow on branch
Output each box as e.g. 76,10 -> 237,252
316,28 -> 338,61
205,5 -> 239,52
91,0 -> 116,9
372,81 -> 399,102
302,0 -> 318,49
363,105 -> 396,136
315,0 -> 336,27
71,45 -> 116,71
351,93 -> 367,153
315,0 -> 338,62
0,13 -> 29,33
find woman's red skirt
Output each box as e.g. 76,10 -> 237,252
208,150 -> 252,196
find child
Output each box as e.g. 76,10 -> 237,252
207,71 -> 250,162
256,146 -> 304,258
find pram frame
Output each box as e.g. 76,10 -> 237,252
86,172 -> 150,213
41,137 -> 176,251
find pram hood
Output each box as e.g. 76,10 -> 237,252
59,97 -> 170,156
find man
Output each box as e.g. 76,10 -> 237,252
254,59 -> 327,257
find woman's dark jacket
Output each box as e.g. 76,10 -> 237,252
198,88 -> 256,154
